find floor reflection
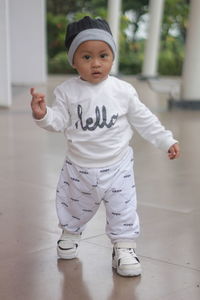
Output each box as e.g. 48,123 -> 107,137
108,271 -> 141,300
57,259 -> 92,300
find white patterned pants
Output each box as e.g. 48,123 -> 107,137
56,147 -> 140,244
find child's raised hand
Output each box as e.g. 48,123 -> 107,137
168,143 -> 180,160
30,88 -> 47,120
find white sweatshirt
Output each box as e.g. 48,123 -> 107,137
35,75 -> 177,167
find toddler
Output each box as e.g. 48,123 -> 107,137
30,16 -> 180,277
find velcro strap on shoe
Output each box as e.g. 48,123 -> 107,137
114,241 -> 136,249
57,239 -> 75,249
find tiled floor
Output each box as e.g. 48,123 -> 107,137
0,75 -> 200,300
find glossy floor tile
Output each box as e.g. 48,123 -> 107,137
0,75 -> 200,300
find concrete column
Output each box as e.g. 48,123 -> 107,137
0,0 -> 11,107
142,0 -> 165,78
9,0 -> 47,85
107,0 -> 121,75
181,0 -> 200,105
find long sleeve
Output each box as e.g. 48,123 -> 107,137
32,76 -> 178,167
127,86 -> 178,152
34,87 -> 70,133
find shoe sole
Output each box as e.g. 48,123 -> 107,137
112,260 -> 142,277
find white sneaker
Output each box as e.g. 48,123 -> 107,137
112,241 -> 142,277
57,230 -> 81,259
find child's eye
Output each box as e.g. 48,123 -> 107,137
83,55 -> 91,60
100,53 -> 109,59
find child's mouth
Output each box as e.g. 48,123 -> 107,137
92,71 -> 101,76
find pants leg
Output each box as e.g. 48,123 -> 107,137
56,159 -> 101,234
102,149 -> 140,244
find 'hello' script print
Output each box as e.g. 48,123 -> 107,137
75,104 -> 118,131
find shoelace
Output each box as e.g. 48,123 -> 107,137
117,248 -> 138,265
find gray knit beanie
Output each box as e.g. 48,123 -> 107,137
65,16 -> 116,65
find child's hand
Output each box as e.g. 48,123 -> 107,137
168,143 -> 180,160
30,88 -> 47,120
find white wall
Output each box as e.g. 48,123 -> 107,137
9,0 -> 47,85
0,0 -> 11,107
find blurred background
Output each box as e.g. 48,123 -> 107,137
2,0 -> 200,109
46,0 -> 187,76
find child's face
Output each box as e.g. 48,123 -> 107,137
72,40 -> 114,84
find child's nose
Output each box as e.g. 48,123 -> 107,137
92,58 -> 101,67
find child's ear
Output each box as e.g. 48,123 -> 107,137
72,60 -> 77,69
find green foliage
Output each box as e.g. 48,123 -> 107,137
122,0 -> 149,36
47,0 -> 107,15
47,13 -> 67,59
162,0 -> 189,42
122,0 -> 149,13
48,51 -> 76,74
119,15 -> 144,74
158,0 -> 189,75
158,36 -> 184,75
119,42 -> 144,74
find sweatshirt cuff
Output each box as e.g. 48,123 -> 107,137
33,107 -> 52,128
160,138 -> 179,152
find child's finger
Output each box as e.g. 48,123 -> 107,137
168,145 -> 180,159
30,88 -> 45,100
168,147 -> 175,159
31,94 -> 45,104
174,144 -> 180,158
30,87 -> 35,96
170,145 -> 180,159
168,152 -> 174,159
